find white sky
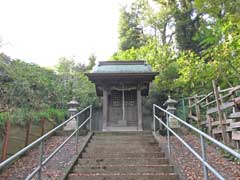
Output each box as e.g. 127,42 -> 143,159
0,0 -> 132,67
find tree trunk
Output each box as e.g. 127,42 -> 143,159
40,119 -> 45,136
25,119 -> 32,147
1,121 -> 11,161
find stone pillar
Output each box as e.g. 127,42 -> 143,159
137,88 -> 143,131
102,88 -> 108,131
164,96 -> 179,128
64,100 -> 79,131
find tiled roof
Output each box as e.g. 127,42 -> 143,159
92,61 -> 153,73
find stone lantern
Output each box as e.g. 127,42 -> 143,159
68,100 -> 79,116
64,99 -> 79,131
164,96 -> 179,128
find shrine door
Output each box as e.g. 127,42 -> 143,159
108,89 -> 137,127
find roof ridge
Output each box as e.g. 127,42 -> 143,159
99,61 -> 145,66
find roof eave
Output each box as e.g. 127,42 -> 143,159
85,72 -> 158,77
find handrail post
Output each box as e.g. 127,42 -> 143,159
153,105 -> 156,132
182,99 -> 186,121
37,141 -> 44,180
153,103 -> 240,180
90,105 -> 92,132
76,115 -> 79,154
0,105 -> 92,178
166,114 -> 171,156
200,135 -> 209,180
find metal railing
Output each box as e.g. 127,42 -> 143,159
153,104 -> 240,180
0,105 -> 92,180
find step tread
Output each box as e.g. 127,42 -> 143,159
77,158 -> 169,165
82,152 -> 165,158
94,131 -> 152,135
89,141 -> 158,144
75,164 -> 173,167
85,145 -> 161,152
68,172 -> 179,180
72,164 -> 174,173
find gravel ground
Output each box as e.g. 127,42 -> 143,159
158,129 -> 240,180
0,134 -> 89,180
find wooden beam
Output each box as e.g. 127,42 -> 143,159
230,122 -> 240,129
189,92 -> 213,108
234,97 -> 240,105
218,86 -> 230,143
206,98 -> 212,136
229,112 -> 240,119
207,101 -> 234,114
212,80 -> 227,144
212,127 -> 232,134
211,119 -> 232,126
188,99 -> 192,116
188,114 -> 198,121
194,95 -> 201,128
122,85 -> 125,122
232,131 -> 240,140
200,120 -> 207,125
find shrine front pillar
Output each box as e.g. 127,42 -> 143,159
137,88 -> 143,131
102,87 -> 108,131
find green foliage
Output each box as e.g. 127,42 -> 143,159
118,1 -> 147,50
45,108 -> 68,124
87,54 -> 96,71
55,57 -> 99,109
0,54 -> 98,128
113,0 -> 240,103
10,108 -> 31,125
0,112 -> 10,126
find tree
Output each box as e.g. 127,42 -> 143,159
0,53 -> 99,157
55,57 -> 98,108
118,1 -> 147,51
87,53 -> 96,71
113,0 -> 240,100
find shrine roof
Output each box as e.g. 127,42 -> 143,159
91,61 -> 153,73
86,61 -> 158,96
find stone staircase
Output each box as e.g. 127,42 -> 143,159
67,132 -> 179,180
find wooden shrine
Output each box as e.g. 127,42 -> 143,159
86,61 -> 157,131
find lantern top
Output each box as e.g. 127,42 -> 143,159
67,100 -> 79,106
164,95 -> 177,105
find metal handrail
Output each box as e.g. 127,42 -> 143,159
0,105 -> 92,179
153,104 -> 240,180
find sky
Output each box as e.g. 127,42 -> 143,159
0,0 -> 132,67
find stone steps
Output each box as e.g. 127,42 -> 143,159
77,158 -> 169,165
88,141 -> 159,146
67,132 -> 179,180
89,140 -> 157,145
81,152 -> 165,158
94,131 -> 152,136
68,173 -> 179,180
91,134 -> 153,138
72,164 -> 174,173
87,142 -> 159,147
85,147 -> 161,153
91,137 -> 154,141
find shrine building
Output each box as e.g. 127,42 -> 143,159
86,61 -> 157,131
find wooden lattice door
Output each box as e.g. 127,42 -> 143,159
108,90 -> 123,126
125,90 -> 137,126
